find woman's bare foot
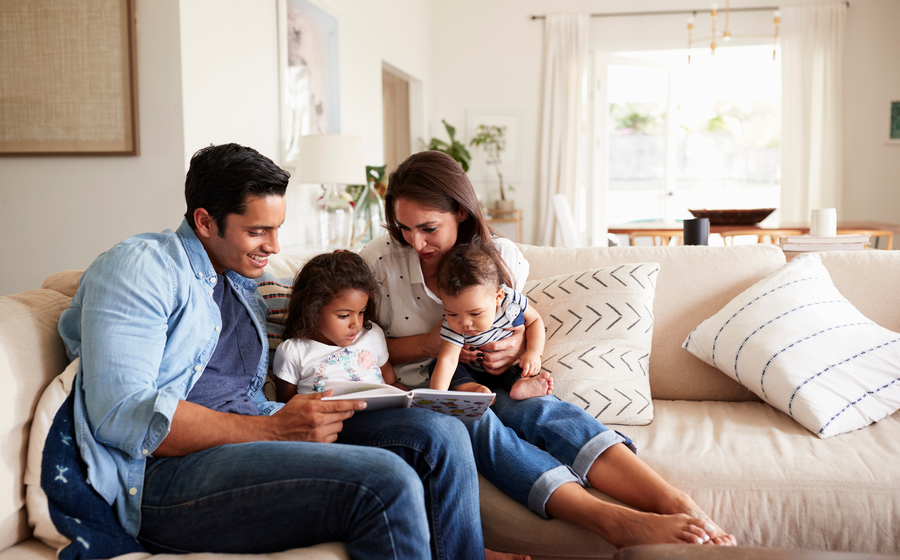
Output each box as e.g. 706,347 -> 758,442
485,548 -> 531,560
601,507 -> 718,548
509,372 -> 553,400
663,497 -> 736,546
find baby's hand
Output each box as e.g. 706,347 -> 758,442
519,350 -> 542,377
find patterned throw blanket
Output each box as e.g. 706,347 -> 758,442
42,392 -> 147,559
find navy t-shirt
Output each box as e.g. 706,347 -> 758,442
186,275 -> 262,415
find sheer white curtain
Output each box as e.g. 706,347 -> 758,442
780,1 -> 847,224
535,14 -> 589,246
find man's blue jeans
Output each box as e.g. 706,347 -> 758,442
137,407 -> 483,560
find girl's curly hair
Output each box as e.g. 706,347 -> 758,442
283,250 -> 380,341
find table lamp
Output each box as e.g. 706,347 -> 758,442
293,134 -> 365,250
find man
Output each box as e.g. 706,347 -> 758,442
58,143 -> 485,559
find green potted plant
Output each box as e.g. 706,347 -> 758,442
469,124 -> 514,211
425,120 -> 472,172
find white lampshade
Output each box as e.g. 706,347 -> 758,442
292,134 -> 366,185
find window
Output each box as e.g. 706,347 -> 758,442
588,45 -> 781,240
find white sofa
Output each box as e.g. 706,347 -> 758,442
2,244 -> 899,560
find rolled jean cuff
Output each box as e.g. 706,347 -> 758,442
527,465 -> 581,519
572,429 -> 636,483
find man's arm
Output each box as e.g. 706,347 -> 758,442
153,393 -> 366,457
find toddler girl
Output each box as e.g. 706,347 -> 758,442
273,250 -> 405,402
431,237 -> 553,400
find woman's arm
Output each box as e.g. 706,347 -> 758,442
475,325 -> 526,375
385,320 -> 444,364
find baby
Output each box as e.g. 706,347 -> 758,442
430,237 -> 553,400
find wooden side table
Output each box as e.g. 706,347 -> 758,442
486,209 -> 522,243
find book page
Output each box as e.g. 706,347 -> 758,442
323,381 -> 406,396
409,389 -> 495,421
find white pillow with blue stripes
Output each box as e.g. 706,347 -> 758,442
683,253 -> 900,438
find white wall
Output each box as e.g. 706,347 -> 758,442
841,0 -> 900,224
0,0 -> 186,296
179,0 -> 282,166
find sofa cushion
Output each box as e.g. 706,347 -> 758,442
518,244 -> 785,402
524,264 -> 659,425
0,289 -> 72,552
683,253 -> 900,438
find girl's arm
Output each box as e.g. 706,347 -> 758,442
430,340 -> 463,391
519,306 -> 546,377
275,377 -> 299,403
380,361 -> 407,391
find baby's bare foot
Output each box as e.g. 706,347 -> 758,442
509,372 -> 553,400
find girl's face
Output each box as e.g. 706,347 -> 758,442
393,198 -> 467,267
314,289 -> 369,347
441,284 -> 503,336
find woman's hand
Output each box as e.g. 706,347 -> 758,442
472,325 -> 526,375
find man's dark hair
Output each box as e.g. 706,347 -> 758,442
184,143 -> 291,234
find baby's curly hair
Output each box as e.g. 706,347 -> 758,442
283,251 -> 380,341
436,236 -> 513,298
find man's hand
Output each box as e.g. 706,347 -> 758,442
273,391 -> 367,443
469,325 -> 526,375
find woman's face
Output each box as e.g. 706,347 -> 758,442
393,198 -> 466,267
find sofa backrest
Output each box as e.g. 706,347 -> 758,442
520,244 -> 900,402
0,288 -> 72,551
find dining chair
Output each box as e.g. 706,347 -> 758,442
630,230 -> 684,246
835,229 -> 894,250
720,229 -> 804,246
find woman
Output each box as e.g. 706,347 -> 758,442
360,151 -> 736,549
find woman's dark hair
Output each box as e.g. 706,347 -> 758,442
436,236 -> 512,298
384,150 -> 497,247
184,143 -> 291,234
283,251 -> 380,341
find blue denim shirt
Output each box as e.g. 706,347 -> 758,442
58,220 -> 283,538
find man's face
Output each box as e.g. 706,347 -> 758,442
196,194 -> 286,278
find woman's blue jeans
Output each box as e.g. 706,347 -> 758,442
137,407 -> 483,560
468,389 -> 634,517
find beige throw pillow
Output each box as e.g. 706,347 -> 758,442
524,263 -> 659,425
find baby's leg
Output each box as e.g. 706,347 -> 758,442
509,372 -> 553,400
454,381 -> 493,394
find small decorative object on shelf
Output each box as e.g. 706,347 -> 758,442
348,165 -> 388,247
470,123 -> 515,210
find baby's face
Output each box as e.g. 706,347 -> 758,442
442,284 -> 503,336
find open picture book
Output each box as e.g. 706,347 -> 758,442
321,381 -> 494,421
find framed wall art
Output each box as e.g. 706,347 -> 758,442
888,99 -> 900,146
0,0 -> 139,155
466,108 -> 525,185
279,0 -> 341,165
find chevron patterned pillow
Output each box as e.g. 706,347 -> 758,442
524,263 -> 660,425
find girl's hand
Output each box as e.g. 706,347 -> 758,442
474,325 -> 526,374
519,351 -> 541,377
